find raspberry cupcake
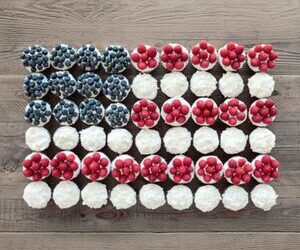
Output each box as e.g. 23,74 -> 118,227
131,99 -> 160,129
160,43 -> 189,71
140,155 -> 168,183
51,151 -> 81,180
247,44 -> 278,72
50,44 -> 77,70
161,97 -> 191,126
53,99 -> 79,125
76,72 -> 102,98
168,155 -> 194,184
23,73 -> 49,99
76,44 -> 102,71
49,71 -> 77,99
224,156 -> 253,185
252,155 -> 280,183
190,40 -> 218,70
22,152 -> 51,181
24,100 -> 52,126
219,98 -> 247,126
111,154 -> 140,183
195,156 -> 223,184
249,98 -> 277,126
131,44 -> 160,72
20,45 -> 50,72
105,103 -> 130,128
218,42 -> 246,71
191,98 -> 218,126
81,152 -> 111,181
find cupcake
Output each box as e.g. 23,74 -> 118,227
80,126 -> 106,152
105,103 -> 130,128
190,71 -> 217,97
247,73 -> 275,98
219,98 -> 247,126
160,43 -> 189,71
249,98 -> 277,126
190,40 -> 218,70
160,72 -> 189,97
139,184 -> 166,210
50,44 -> 77,70
194,185 -> 221,212
23,181 -> 51,209
220,127 -> 248,154
110,184 -> 137,210
131,99 -> 160,129
222,186 -> 248,211
223,156 -> 253,185
249,128 -> 276,154
79,98 -> 104,125
101,45 -> 131,74
135,129 -> 161,155
168,155 -> 194,184
76,44 -> 101,71
218,42 -> 246,71
81,152 -> 111,181
102,74 -> 131,102
53,181 -> 80,209
191,98 -> 218,126
53,126 -> 79,150
250,184 -> 278,211
53,99 -> 79,125
195,156 -> 223,184
24,100 -> 52,126
163,127 -> 192,154
252,155 -> 280,184
167,185 -> 193,210
49,71 -> 77,99
51,151 -> 81,180
140,155 -> 168,183
219,72 -> 244,98
247,44 -> 278,72
25,127 -> 51,151
193,127 -> 219,154
131,73 -> 158,100
22,152 -> 51,181
107,128 -> 133,154
131,44 -> 160,72
161,97 -> 191,126
76,72 -> 102,98
23,73 -> 49,99
81,182 -> 108,209
20,45 -> 50,72
111,154 -> 140,183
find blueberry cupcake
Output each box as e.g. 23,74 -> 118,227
50,44 -> 77,70
76,44 -> 102,71
79,98 -> 105,125
23,73 -> 49,99
76,72 -> 102,98
24,100 -> 52,126
101,45 -> 131,74
20,45 -> 50,72
105,103 -> 129,128
49,71 -> 77,99
53,99 -> 79,125
102,74 -> 131,102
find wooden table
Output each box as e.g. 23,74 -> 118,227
0,0 -> 299,249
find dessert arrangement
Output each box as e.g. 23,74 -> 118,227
21,41 -> 280,212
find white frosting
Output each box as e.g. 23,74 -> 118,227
53,181 -> 80,209
25,127 -> 51,151
194,185 -> 221,212
110,184 -> 137,209
160,72 -> 189,97
220,127 -> 248,154
167,185 -> 193,210
139,184 -> 166,209
80,126 -> 106,151
131,45 -> 160,73
53,126 -> 79,150
131,73 -> 158,100
251,184 -> 278,211
23,181 -> 51,209
219,72 -> 244,97
81,182 -> 108,209
163,127 -> 192,154
222,185 -> 249,211
247,73 -> 275,98
249,128 -> 276,154
107,129 -> 133,154
218,44 -> 246,72
193,127 -> 219,154
135,129 -> 161,155
190,71 -> 217,97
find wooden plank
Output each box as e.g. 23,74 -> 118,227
0,232 -> 300,250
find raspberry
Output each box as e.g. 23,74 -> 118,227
196,156 -> 223,184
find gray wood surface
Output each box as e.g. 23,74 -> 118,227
0,0 -> 299,249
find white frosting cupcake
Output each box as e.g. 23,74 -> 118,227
163,127 -> 192,154
139,184 -> 166,209
23,181 -> 51,209
219,72 -> 244,98
194,185 -> 221,212
110,184 -> 136,209
249,128 -> 276,154
220,127 -> 248,154
53,181 -> 80,209
160,72 -> 189,97
81,182 -> 108,209
131,73 -> 158,100
135,129 -> 161,155
190,71 -> 217,97
80,126 -> 106,151
247,73 -> 275,98
25,127 -> 51,151
107,128 -> 133,154
193,127 -> 219,154
222,186 -> 249,211
167,185 -> 193,210
251,184 -> 278,211
53,126 -> 79,150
